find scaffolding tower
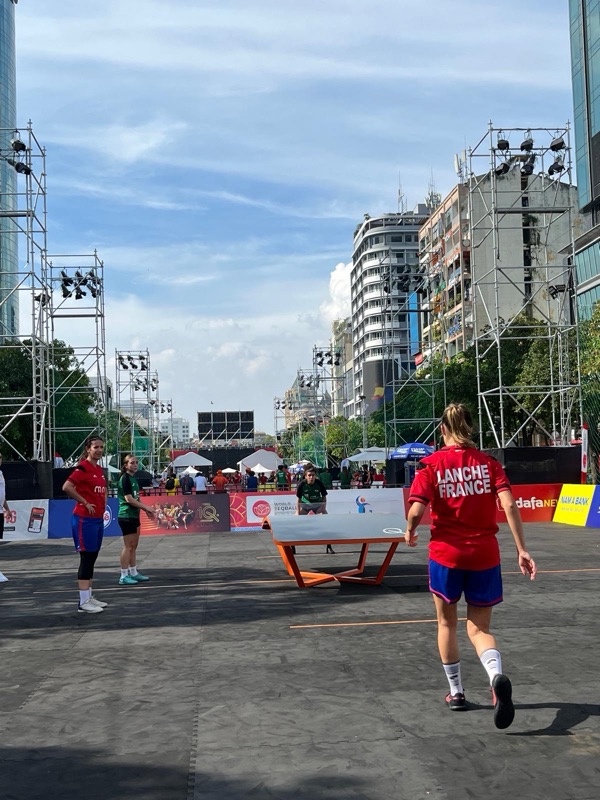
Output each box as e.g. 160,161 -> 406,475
377,251 -> 445,450
115,350 -> 155,470
0,123 -> 51,461
468,123 -> 581,447
48,252 -> 108,460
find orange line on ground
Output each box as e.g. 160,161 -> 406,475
291,617 -> 468,629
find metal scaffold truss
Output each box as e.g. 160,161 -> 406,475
0,123 -> 51,461
48,252 -> 108,460
468,122 -> 582,447
115,349 -> 158,472
376,251 -> 444,450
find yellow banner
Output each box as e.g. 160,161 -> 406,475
553,485 -> 595,526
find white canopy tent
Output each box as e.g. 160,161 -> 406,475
347,447 -> 390,463
221,468 -> 237,474
170,452 -> 212,468
238,449 -> 279,474
178,465 -> 200,476
247,463 -> 273,475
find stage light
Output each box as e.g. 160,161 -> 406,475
494,161 -> 510,176
118,355 -> 129,370
550,135 -> 565,152
10,137 -> 26,152
521,154 -> 536,176
383,282 -> 391,294
13,161 -> 31,176
520,132 -> 534,152
334,351 -> 341,366
299,376 -> 305,388
275,400 -> 281,410
548,156 -> 565,176
496,133 -> 509,151
74,285 -> 86,300
128,357 -> 138,369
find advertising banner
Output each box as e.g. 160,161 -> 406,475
496,484 -> 562,523
139,493 -> 231,535
48,497 -> 122,539
233,489 -> 406,527
553,484 -> 596,526
580,485 -> 600,528
2,500 -> 49,541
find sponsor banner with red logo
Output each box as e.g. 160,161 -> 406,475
497,484 -> 561,522
402,484 -> 561,525
139,493 -> 230,534
231,489 -> 406,528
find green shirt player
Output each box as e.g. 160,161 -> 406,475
295,468 -> 334,553
117,455 -> 155,586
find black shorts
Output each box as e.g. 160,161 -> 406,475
118,518 -> 140,536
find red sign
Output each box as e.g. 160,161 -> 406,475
403,484 -> 562,525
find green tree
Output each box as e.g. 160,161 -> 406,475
0,338 -> 99,460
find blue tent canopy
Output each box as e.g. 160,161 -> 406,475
390,443 -> 435,460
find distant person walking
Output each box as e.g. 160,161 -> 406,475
62,435 -> 108,613
406,403 -> 536,729
117,455 -> 155,586
0,454 -> 11,581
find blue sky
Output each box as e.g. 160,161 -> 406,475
15,0 -> 574,435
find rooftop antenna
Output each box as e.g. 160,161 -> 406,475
397,173 -> 407,214
425,171 -> 441,212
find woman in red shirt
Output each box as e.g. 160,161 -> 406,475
406,403 -> 536,729
62,435 -> 108,614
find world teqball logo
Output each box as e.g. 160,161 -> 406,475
103,506 -> 112,529
252,500 -> 272,518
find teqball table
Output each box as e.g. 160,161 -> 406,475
266,513 -> 405,588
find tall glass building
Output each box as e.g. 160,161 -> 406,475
0,0 -> 18,339
570,0 -> 600,317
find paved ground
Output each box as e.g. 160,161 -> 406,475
0,521 -> 598,800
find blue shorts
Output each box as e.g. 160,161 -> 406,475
429,559 -> 503,607
72,515 -> 104,553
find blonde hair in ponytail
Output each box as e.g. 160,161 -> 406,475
441,403 -> 476,448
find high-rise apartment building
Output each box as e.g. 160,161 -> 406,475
161,415 -> 190,448
0,0 -> 19,338
570,1 -> 600,317
350,207 -> 430,419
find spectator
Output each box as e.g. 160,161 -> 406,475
246,471 -> 258,491
194,472 -> 208,494
319,467 -> 333,490
212,470 -> 229,493
179,472 -> 194,495
339,465 -> 352,489
275,465 -> 289,491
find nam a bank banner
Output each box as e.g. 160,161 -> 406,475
554,484 -> 600,527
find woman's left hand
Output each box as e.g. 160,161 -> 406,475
405,529 -> 419,547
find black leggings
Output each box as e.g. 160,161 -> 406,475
78,551 -> 99,580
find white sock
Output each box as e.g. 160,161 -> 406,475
79,589 -> 91,604
120,568 -> 129,578
480,648 -> 503,684
443,661 -> 464,695
128,566 -> 138,576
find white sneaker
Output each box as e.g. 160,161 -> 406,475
90,595 -> 108,608
78,598 -> 103,613
0,572 -> 8,582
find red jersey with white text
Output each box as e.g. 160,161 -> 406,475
408,446 -> 511,570
67,459 -> 107,518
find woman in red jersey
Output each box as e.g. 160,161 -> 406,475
406,403 -> 537,729
62,435 -> 108,614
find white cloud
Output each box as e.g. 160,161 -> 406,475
320,261 -> 352,325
